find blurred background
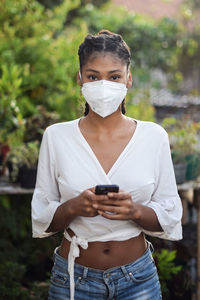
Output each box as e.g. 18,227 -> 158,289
0,0 -> 200,299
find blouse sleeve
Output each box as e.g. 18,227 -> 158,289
31,127 -> 61,238
144,131 -> 183,240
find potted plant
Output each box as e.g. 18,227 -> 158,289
6,141 -> 39,188
0,144 -> 10,176
162,117 -> 200,184
185,152 -> 200,181
24,105 -> 59,143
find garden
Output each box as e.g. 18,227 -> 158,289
0,0 -> 200,299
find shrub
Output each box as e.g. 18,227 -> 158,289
154,249 -> 182,297
126,89 -> 155,122
0,0 -> 88,145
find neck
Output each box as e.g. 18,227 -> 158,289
82,108 -> 127,132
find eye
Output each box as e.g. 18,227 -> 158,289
110,75 -> 121,81
88,75 -> 98,81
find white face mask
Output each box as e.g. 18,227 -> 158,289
81,80 -> 128,118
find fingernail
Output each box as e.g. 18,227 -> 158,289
93,204 -> 98,208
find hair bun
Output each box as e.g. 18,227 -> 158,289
98,30 -> 123,43
98,29 -> 113,36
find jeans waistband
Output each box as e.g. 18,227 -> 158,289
53,240 -> 154,281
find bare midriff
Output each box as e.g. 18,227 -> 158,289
59,228 -> 147,270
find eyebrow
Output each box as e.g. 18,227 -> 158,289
85,69 -> 123,73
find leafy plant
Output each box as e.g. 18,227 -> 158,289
75,3 -> 179,72
126,89 -> 155,122
0,64 -> 25,147
0,0 -> 88,127
154,249 -> 182,297
74,1 -> 200,95
6,141 -> 39,182
24,105 -> 59,143
0,195 -> 61,299
0,261 -> 29,300
162,117 -> 200,163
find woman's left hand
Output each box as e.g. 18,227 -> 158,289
92,190 -> 141,221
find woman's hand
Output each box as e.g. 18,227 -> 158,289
47,187 -> 108,233
68,188 -> 109,218
47,188 -> 162,233
92,190 -> 141,221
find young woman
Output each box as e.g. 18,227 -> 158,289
32,30 -> 182,300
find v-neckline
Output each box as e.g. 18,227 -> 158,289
76,118 -> 140,177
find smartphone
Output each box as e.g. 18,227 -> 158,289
95,184 -> 119,195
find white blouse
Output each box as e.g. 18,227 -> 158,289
31,118 -> 182,299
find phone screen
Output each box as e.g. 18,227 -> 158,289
95,184 -> 119,195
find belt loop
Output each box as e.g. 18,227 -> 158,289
146,239 -> 154,253
145,239 -> 155,263
53,246 -> 58,262
150,242 -> 154,253
82,266 -> 88,280
120,265 -> 131,281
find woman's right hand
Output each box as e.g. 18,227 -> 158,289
68,188 -> 108,218
46,188 -> 108,233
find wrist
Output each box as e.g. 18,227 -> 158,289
64,197 -> 78,219
132,203 -> 143,221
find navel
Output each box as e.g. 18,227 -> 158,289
103,248 -> 110,254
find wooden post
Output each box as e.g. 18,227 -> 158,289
194,188 -> 200,300
178,188 -> 193,224
179,190 -> 188,224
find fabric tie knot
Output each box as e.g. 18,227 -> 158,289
64,231 -> 88,300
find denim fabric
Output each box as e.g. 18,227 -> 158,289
48,243 -> 162,300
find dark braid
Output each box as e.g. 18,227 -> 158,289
84,102 -> 89,117
121,99 -> 126,114
79,29 -> 131,116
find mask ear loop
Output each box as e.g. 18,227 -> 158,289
79,69 -> 89,115
127,71 -> 132,88
78,69 -> 82,94
122,71 -> 129,114
79,70 -> 82,83
79,69 -> 86,112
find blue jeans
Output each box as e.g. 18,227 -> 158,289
48,243 -> 162,300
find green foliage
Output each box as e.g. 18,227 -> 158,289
162,117 -> 200,163
37,0 -> 63,9
6,141 -> 39,182
184,0 -> 200,9
45,24 -> 88,120
154,249 -> 182,296
0,261 -> 29,300
1,1 -> 198,298
126,89 -> 155,122
75,3 -> 179,71
0,195 -> 61,299
0,0 -> 87,146
0,64 -> 25,146
24,105 -> 59,143
1,0 -> 200,149
73,2 -> 200,94
29,280 -> 49,299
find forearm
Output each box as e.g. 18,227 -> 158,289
133,204 -> 163,232
46,198 -> 77,233
46,189 -> 99,233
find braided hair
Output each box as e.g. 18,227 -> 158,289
78,30 -> 131,116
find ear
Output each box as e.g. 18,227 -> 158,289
77,71 -> 82,86
127,71 -> 132,88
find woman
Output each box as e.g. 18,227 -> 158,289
32,30 -> 182,300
